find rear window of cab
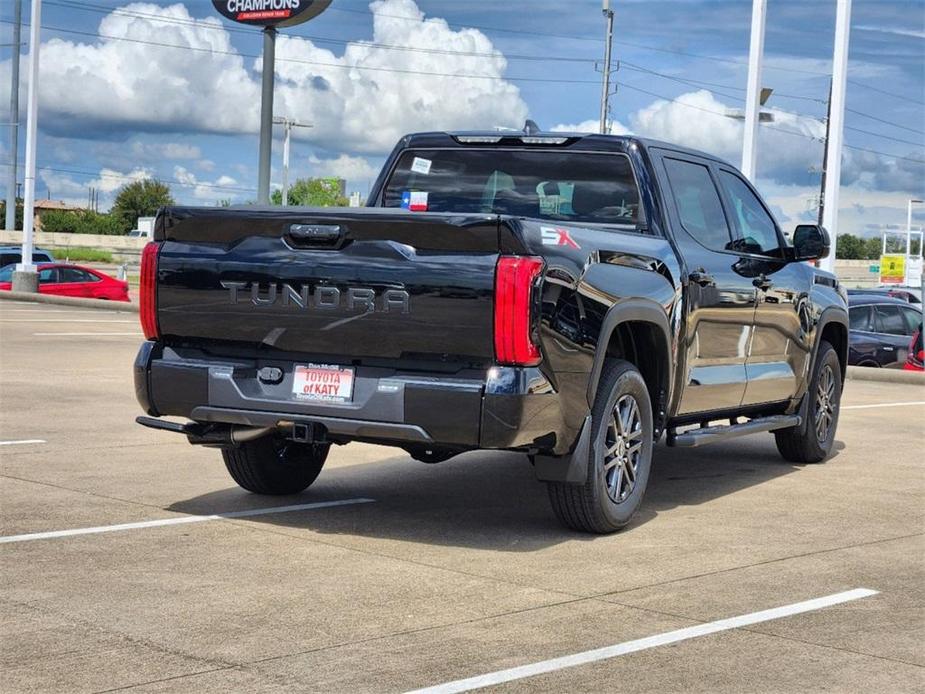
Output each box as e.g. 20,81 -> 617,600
382,149 -> 642,227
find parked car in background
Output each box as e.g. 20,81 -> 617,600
847,287 -> 921,304
0,263 -> 130,302
905,326 -> 923,371
848,295 -> 922,368
0,247 -> 54,267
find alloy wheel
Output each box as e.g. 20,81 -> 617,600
603,394 -> 644,504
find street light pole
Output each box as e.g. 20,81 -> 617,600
256,26 -> 276,205
6,0 -> 22,233
12,0 -> 42,293
272,118 -> 312,206
599,0 -> 614,135
819,0 -> 852,275
741,0 -> 766,181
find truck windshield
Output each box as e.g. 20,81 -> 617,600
382,149 -> 641,226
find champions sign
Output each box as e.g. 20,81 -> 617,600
212,0 -> 332,27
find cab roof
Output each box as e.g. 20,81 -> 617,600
399,130 -> 733,168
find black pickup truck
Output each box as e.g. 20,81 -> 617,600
135,128 -> 848,533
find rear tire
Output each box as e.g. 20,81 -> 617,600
222,436 -> 329,495
547,359 -> 654,534
775,340 -> 842,463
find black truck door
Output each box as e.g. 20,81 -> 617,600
656,153 -> 758,415
716,168 -> 811,406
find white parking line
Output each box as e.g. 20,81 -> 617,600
0,319 -> 135,323
0,439 -> 46,446
0,498 -> 376,544
33,332 -> 139,336
843,401 -> 925,410
405,588 -> 879,694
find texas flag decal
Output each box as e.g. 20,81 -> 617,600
401,191 -> 429,212
541,226 -> 580,249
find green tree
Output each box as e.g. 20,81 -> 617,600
111,179 -> 174,232
271,177 -> 348,207
0,199 -> 23,230
863,237 -> 883,260
41,209 -> 126,235
835,233 -> 865,259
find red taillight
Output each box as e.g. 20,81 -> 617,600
140,241 -> 160,340
494,256 -> 544,366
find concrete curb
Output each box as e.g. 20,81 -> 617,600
0,290 -> 139,312
846,365 -> 925,385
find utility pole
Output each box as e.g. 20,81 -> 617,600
599,0 -> 615,134
741,0 -> 767,181
272,117 -> 312,205
817,79 -> 833,225
6,0 -> 22,232
12,0 -> 42,293
257,26 -> 276,205
819,0 -> 852,275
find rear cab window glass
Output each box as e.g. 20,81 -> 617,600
662,158 -> 732,251
382,149 -> 642,228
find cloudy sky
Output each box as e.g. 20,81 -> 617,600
1,0 -> 923,237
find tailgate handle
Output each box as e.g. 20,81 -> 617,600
288,224 -> 343,244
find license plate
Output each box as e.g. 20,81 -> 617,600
292,364 -> 355,403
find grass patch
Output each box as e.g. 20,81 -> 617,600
51,247 -> 114,263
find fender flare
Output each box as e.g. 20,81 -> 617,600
810,306 -> 849,382
586,298 -> 674,408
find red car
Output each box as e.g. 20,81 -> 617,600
0,262 -> 130,302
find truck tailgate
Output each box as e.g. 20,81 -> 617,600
155,207 -> 516,363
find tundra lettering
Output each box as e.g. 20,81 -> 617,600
220,281 -> 410,313
136,127 -> 848,534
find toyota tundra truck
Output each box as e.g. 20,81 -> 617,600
134,127 -> 848,533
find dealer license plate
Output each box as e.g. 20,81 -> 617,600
292,364 -> 355,403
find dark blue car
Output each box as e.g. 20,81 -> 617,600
848,295 -> 923,368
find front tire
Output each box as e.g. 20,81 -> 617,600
547,359 -> 654,534
222,436 -> 329,495
775,340 -> 842,463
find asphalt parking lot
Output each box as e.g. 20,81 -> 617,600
0,299 -> 923,693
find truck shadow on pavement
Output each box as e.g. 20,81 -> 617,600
168,437 -> 844,552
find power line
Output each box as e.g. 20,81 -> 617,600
845,107 -> 925,137
847,79 -> 925,107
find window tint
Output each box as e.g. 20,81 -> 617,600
60,267 -> 94,283
874,305 -> 909,335
900,306 -> 923,333
849,306 -> 872,331
38,268 -> 58,284
663,158 -> 731,251
383,149 -> 641,226
719,170 -> 781,256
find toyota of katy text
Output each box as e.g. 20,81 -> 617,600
134,129 -> 848,533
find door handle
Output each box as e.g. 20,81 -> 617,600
288,224 -> 343,245
689,269 -> 716,287
752,274 -> 773,291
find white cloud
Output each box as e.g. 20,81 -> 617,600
306,153 -> 379,183
1,0 -> 528,154
271,0 -> 528,152
551,119 -> 631,135
173,165 -> 241,202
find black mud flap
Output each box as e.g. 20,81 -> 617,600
533,414 -> 592,485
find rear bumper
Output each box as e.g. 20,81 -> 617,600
134,342 -> 575,453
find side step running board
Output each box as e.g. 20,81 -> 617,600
667,414 -> 801,448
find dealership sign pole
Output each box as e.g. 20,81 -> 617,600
212,1 -> 331,205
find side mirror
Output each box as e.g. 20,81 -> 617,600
791,224 -> 830,261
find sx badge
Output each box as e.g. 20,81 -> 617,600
541,226 -> 580,249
